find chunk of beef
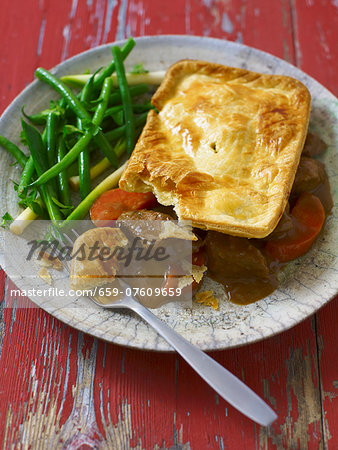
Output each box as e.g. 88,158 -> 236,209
292,157 -> 326,196
205,232 -> 270,280
302,133 -> 327,158
205,231 -> 278,304
292,157 -> 333,213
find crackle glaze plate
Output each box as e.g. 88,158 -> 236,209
0,36 -> 337,351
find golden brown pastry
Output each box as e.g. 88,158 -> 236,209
70,227 -> 128,290
119,60 -> 311,238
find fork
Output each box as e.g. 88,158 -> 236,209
53,228 -> 277,427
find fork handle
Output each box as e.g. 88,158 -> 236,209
131,301 -> 277,426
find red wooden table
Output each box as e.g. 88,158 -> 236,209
0,1 -> 337,448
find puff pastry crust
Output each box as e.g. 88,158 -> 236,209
119,60 -> 311,238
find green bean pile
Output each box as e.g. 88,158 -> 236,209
0,37 -> 154,230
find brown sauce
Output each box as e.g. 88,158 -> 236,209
205,232 -> 279,305
212,277 -> 279,305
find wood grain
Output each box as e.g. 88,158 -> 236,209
316,298 -> 338,447
0,0 -> 337,448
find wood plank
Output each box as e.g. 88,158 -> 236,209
127,0 -> 296,62
0,0 -> 106,446
316,299 -> 338,448
290,1 -> 338,447
291,0 -> 338,95
0,0 -> 120,115
0,0 -> 44,114
0,279 -> 329,448
0,276 -> 180,448
98,347 -> 177,448
174,318 -> 324,449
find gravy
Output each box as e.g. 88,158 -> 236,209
205,232 -> 279,305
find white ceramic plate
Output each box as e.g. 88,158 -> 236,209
0,36 -> 337,351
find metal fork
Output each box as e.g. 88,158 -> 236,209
53,227 -> 278,427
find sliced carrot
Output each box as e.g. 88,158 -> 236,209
265,192 -> 325,263
90,188 -> 158,226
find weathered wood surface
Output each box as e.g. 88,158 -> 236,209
0,0 -> 337,448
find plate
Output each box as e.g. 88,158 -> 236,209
0,36 -> 337,351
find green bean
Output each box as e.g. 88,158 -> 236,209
92,77 -> 112,126
46,112 -> 59,197
41,127 -> 47,146
0,135 -> 28,168
78,148 -> 91,200
56,38 -> 135,110
33,79 -> 119,186
112,46 -> 135,155
31,128 -> 95,187
32,111 -> 148,190
103,105 -> 123,118
77,117 -> 91,200
66,161 -> 79,178
103,102 -> 152,119
81,71 -> 96,104
60,111 -> 148,185
57,137 -> 72,208
18,155 -> 35,197
132,102 -> 155,113
35,68 -> 90,121
93,37 -> 135,90
107,83 -> 149,107
77,75 -> 95,200
21,120 -> 49,174
105,111 -> 148,143
39,186 -> 62,221
66,116 -> 146,183
35,68 -> 118,166
21,120 -> 62,221
46,112 -> 59,167
65,112 -> 147,178
105,84 -> 149,109
92,132 -> 118,168
92,78 -> 118,167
